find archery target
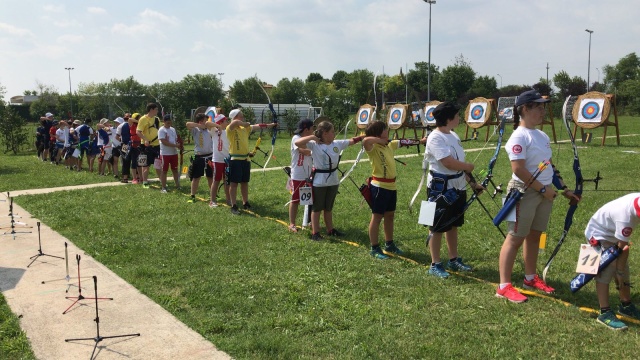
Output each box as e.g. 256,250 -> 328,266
356,105 -> 375,129
387,104 -> 407,130
423,101 -> 441,127
470,104 -> 485,121
578,99 -> 603,123
205,106 -> 217,122
465,97 -> 492,129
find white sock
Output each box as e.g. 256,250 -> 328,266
499,283 -> 511,290
524,274 -> 535,281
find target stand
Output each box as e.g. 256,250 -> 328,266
464,97 -> 500,141
538,95 -> 558,143
569,92 -> 620,146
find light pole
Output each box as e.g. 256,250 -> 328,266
423,0 -> 436,101
496,73 -> 502,88
65,67 -> 74,118
585,29 -> 593,91
595,67 -> 600,84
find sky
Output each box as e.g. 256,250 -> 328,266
1,0 -> 639,103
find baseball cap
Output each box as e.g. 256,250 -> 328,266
229,109 -> 242,120
114,117 -> 125,124
130,113 -> 141,122
432,102 -> 461,122
99,118 -> 109,125
515,89 -> 551,107
45,112 -> 54,118
73,119 -> 82,125
163,114 -> 172,121
294,118 -> 314,134
214,114 -> 227,125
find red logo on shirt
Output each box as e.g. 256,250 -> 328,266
622,227 -> 633,237
512,144 -> 522,154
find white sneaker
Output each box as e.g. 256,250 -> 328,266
160,188 -> 167,194
209,201 -> 218,208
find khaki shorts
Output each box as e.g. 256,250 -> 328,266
595,241 -> 630,285
506,180 -> 553,238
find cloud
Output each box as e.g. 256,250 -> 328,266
112,8 -> 179,36
87,7 -> 107,15
0,22 -> 34,37
52,20 -> 82,28
43,4 -> 65,13
57,34 -> 85,44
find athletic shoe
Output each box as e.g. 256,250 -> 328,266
428,263 -> 450,278
447,257 -> 473,272
142,182 -> 150,189
160,189 -> 167,194
495,284 -> 528,303
120,179 -> 129,184
209,201 -> 218,208
310,232 -> 323,241
523,275 -> 555,294
288,224 -> 298,233
327,228 -> 345,237
618,303 -> 640,320
243,202 -> 251,210
384,242 -> 404,255
187,197 -> 197,203
597,310 -> 628,331
370,247 -> 389,260
230,205 -> 240,215
132,179 -> 140,184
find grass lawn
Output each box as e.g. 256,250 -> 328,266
2,116 -> 640,359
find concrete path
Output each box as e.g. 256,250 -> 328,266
0,195 -> 231,360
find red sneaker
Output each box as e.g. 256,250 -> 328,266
496,284 -> 528,303
523,275 -> 555,294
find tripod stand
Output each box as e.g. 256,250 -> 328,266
1,195 -> 32,240
27,222 -> 64,267
65,276 -> 140,360
41,242 -> 89,292
63,254 -> 113,314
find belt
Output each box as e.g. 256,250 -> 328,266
372,176 -> 396,183
429,170 -> 463,180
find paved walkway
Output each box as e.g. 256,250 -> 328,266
0,193 -> 232,360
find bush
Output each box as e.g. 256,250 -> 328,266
0,106 -> 29,154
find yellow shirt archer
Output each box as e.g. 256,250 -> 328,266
226,125 -> 252,160
138,115 -> 160,146
366,140 -> 398,190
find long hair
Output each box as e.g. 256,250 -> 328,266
314,121 -> 334,143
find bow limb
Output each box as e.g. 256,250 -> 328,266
409,148 -> 429,213
543,96 -> 584,281
255,77 -> 278,172
339,146 -> 365,184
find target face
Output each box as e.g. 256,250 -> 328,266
581,101 -> 600,120
390,109 -> 402,124
577,98 -> 605,123
467,102 -> 487,124
205,106 -> 217,122
358,109 -> 370,123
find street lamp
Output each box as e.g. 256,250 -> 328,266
595,67 -> 600,84
585,29 -> 593,91
423,0 -> 436,101
65,67 -> 74,118
496,73 -> 502,88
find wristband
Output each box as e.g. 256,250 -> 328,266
352,136 -> 364,143
259,123 -> 268,128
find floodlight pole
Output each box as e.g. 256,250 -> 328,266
65,67 -> 74,118
424,0 -> 436,101
585,29 -> 593,91
497,74 -> 502,88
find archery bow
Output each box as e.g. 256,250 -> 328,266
542,96 -> 584,281
255,77 -> 278,172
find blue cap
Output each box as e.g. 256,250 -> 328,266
515,90 -> 550,107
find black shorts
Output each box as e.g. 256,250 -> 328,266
43,138 -> 50,148
139,146 -> 159,167
429,189 -> 467,233
129,147 -> 140,169
228,159 -> 251,183
190,155 -> 213,179
370,185 -> 397,215
112,146 -> 121,158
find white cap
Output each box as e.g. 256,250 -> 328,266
45,112 -> 54,118
114,117 -> 125,124
229,109 -> 241,120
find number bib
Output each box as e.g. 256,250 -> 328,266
576,244 -> 601,275
299,186 -> 313,206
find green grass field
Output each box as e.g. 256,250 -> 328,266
2,116 -> 640,359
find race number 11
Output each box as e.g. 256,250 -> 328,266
575,244 -> 601,275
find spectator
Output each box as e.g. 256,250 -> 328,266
158,114 -> 181,193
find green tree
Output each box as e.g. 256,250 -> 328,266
306,72 -> 324,83
229,78 -> 268,104
347,69 -> 375,107
407,61 -> 441,100
602,52 -> 640,91
437,54 -> 476,102
553,71 -> 586,98
272,77 -> 305,104
331,70 -> 349,90
382,74 -> 405,103
468,75 -> 498,99
0,106 -> 29,154
29,82 -> 60,120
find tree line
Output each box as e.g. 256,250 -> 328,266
2,52 -> 639,154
